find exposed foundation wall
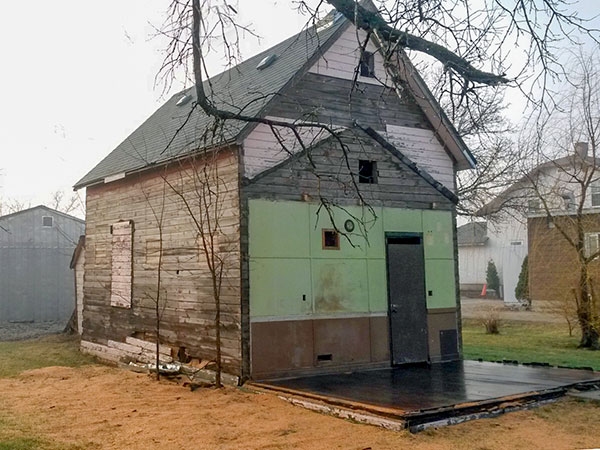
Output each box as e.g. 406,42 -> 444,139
82,149 -> 242,375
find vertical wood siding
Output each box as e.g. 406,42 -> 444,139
83,149 -> 243,375
0,208 -> 84,323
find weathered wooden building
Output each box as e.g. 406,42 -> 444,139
75,13 -> 475,380
0,206 -> 85,324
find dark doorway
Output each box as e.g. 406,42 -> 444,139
386,234 -> 428,365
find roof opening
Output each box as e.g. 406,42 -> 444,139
176,94 -> 192,106
257,54 -> 277,70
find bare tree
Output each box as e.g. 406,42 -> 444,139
151,0 -> 598,222
160,150 -> 237,388
0,197 -> 30,216
520,53 -> 600,348
140,179 -> 169,380
49,189 -> 85,217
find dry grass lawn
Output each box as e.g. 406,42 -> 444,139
1,335 -> 599,449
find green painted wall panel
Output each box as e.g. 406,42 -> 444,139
364,207 -> 384,259
424,259 -> 456,309
308,204 -> 368,258
382,207 -> 422,233
249,200 -> 310,258
249,258 -> 313,317
422,210 -> 453,260
367,259 -> 388,312
312,259 -> 370,313
248,199 -> 457,318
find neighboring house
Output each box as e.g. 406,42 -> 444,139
476,142 -> 599,304
0,206 -> 85,324
457,220 -> 528,302
70,235 -> 85,334
75,12 -> 475,381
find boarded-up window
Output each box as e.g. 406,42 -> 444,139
110,220 -> 133,308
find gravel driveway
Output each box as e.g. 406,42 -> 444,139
0,321 -> 67,341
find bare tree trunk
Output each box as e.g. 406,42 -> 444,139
155,226 -> 163,380
578,265 -> 599,348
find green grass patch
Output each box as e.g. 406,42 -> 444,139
462,319 -> 600,370
0,335 -> 95,378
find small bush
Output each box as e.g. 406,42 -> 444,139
483,310 -> 502,334
486,260 -> 500,297
515,255 -> 531,309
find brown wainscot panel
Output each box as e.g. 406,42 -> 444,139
370,316 -> 390,362
313,317 -> 371,366
251,320 -> 314,378
427,308 -> 458,362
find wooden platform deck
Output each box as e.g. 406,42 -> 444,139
250,360 -> 600,431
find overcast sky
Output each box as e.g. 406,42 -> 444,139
0,1 -> 598,211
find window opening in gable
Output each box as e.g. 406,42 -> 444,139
42,216 -> 53,227
359,51 -> 375,78
359,160 -> 377,184
322,229 -> 340,250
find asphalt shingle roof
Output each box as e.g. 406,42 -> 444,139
75,18 -> 346,189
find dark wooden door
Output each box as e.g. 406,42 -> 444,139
386,235 -> 428,365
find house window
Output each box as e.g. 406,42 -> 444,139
584,232 -> 600,259
591,182 -> 600,207
42,216 -> 53,227
359,51 -> 375,78
110,220 -> 134,308
322,229 -> 340,250
561,190 -> 575,210
527,199 -> 540,213
359,160 -> 377,184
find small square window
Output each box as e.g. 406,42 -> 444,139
359,51 -> 375,78
527,199 -> 540,213
359,160 -> 377,184
585,232 -> 600,258
592,182 -> 600,207
322,229 -> 340,250
42,216 -> 53,227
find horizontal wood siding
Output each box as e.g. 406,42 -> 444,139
309,26 -> 390,86
242,26 -> 455,188
385,124 -> 455,190
83,149 -> 242,375
244,130 -> 453,210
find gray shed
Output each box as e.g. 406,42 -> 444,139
0,206 -> 85,324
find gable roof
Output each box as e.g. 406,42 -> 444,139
74,17 -> 348,189
0,205 -> 85,224
75,12 -> 475,190
476,154 -> 600,216
457,221 -> 488,246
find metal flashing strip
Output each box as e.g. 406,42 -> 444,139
250,312 -> 387,323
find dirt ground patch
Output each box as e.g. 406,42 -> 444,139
461,298 -> 563,323
1,364 -> 600,449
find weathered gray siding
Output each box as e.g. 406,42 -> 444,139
82,150 -> 243,375
244,129 -> 453,210
0,207 -> 85,323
